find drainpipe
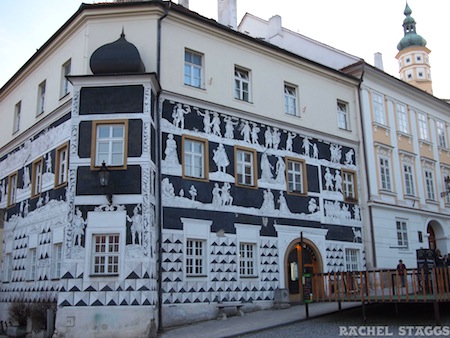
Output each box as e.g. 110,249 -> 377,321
356,63 -> 377,268
156,1 -> 170,332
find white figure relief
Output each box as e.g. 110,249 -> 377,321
212,183 -> 222,207
260,153 -> 274,182
45,153 -> 52,173
0,181 -> 4,203
353,205 -> 361,221
312,143 -> 319,159
224,115 -> 238,139
345,149 -> 354,165
275,156 -> 286,185
221,182 -> 233,206
324,167 -> 334,191
261,189 -> 275,212
308,198 -> 318,213
213,143 -> 229,173
189,185 -> 197,201
36,196 -> 44,208
330,144 -> 342,163
179,189 -> 184,197
197,109 -> 212,134
342,204 -> 351,219
23,166 -> 30,189
334,170 -> 342,192
240,120 -> 251,143
164,134 -> 180,166
211,112 -> 222,137
127,205 -> 143,245
251,123 -> 260,145
302,136 -> 311,157
265,127 -> 273,149
272,128 -> 281,150
162,178 -> 175,198
172,103 -> 190,129
45,192 -> 50,204
278,191 -> 290,213
286,132 -> 296,152
73,208 -> 86,246
352,227 -> 362,243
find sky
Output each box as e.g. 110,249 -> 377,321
1,0 -> 449,98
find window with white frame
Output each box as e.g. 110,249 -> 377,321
287,158 -> 306,194
32,158 -> 43,197
417,112 -> 429,141
337,100 -> 349,130
284,84 -> 298,116
403,163 -> 415,196
396,220 -> 408,248
92,120 -> 128,168
55,143 -> 69,187
37,80 -> 46,115
28,248 -> 37,281
184,49 -> 203,88
13,101 -> 21,134
239,243 -> 256,277
424,168 -> 436,200
372,92 -> 386,125
234,66 -> 250,102
183,136 -> 208,180
396,103 -> 408,133
186,239 -> 205,276
61,59 -> 72,97
52,243 -> 63,279
436,120 -> 447,148
235,146 -> 256,187
343,169 -> 357,201
379,156 -> 392,191
92,234 -> 120,275
7,173 -> 17,206
345,249 -> 360,271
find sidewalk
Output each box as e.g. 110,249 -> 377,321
157,302 -> 361,338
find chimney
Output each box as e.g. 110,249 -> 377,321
374,52 -> 384,71
269,15 -> 283,43
178,0 -> 189,8
218,0 -> 237,30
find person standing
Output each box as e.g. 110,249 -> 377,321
397,259 -> 406,288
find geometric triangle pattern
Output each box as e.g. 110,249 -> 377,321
326,243 -> 345,273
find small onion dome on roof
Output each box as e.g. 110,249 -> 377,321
397,3 -> 427,51
90,29 -> 145,75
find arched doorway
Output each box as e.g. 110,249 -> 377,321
285,239 -> 322,303
427,220 -> 447,255
427,225 -> 436,251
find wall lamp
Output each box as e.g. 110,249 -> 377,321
99,161 -> 113,204
441,176 -> 450,198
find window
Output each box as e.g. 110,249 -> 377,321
55,143 -> 69,187
61,59 -> 71,97
345,249 -> 360,271
28,248 -> 37,281
444,175 -> 450,205
182,136 -> 208,180
403,163 -> 415,196
287,158 -> 306,195
235,146 -> 257,187
32,158 -> 44,197
396,103 -> 408,133
4,254 -> 12,282
379,157 -> 392,191
184,50 -> 203,88
13,101 -> 21,133
186,239 -> 205,276
7,173 -> 17,206
92,120 -> 128,169
52,243 -> 63,279
337,101 -> 349,130
424,169 -> 436,200
92,234 -> 120,275
234,66 -> 250,102
417,112 -> 429,141
396,220 -> 408,248
436,120 -> 447,148
372,92 -> 386,125
239,243 -> 256,277
37,80 -> 46,115
342,169 -> 357,201
284,84 -> 298,116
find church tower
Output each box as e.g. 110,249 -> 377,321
396,3 -> 432,94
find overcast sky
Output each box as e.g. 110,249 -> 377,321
1,0 -> 449,98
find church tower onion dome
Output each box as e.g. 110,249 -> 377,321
397,3 -> 427,51
90,30 -> 145,75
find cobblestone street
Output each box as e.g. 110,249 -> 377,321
239,303 -> 450,338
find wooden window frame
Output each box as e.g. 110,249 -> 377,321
286,157 -> 307,196
7,172 -> 18,207
31,158 -> 44,198
182,135 -> 209,181
342,169 -> 358,203
55,142 -> 69,188
234,145 -> 257,188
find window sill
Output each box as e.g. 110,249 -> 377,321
89,274 -> 119,278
